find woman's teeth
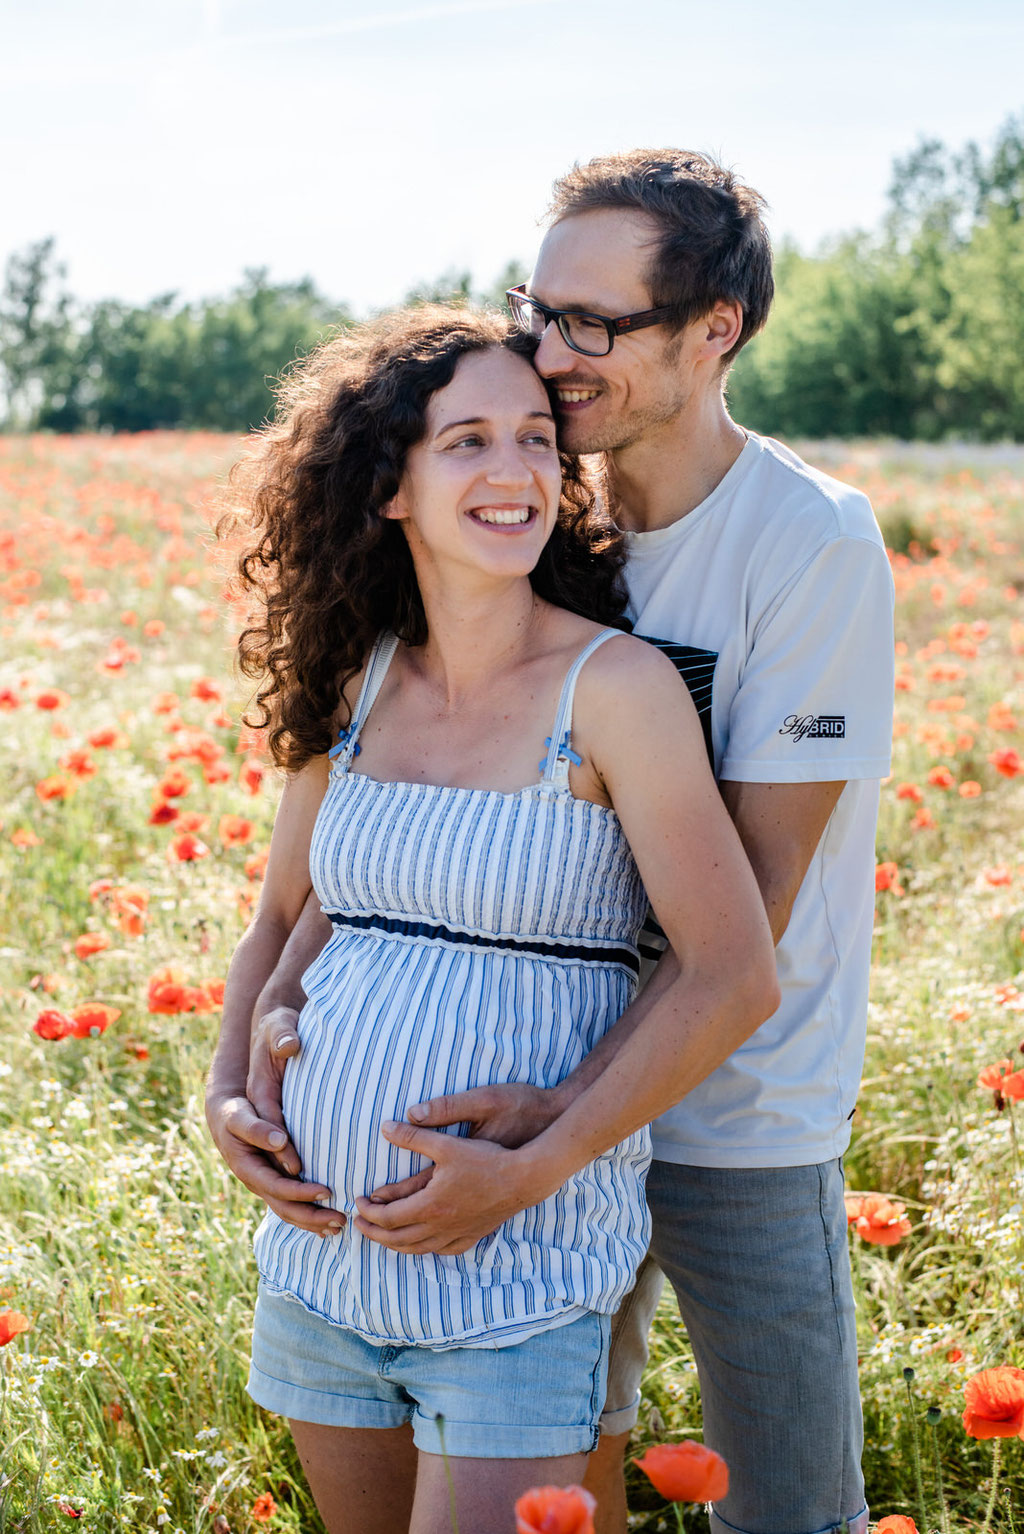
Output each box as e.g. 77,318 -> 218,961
474,508 -> 532,525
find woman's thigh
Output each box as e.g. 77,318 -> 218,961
412,1450 -> 588,1534
289,1420 -> 417,1534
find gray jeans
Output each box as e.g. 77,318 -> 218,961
603,1158 -> 867,1534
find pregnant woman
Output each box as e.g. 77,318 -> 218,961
213,305 -> 776,1534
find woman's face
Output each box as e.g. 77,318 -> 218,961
385,347 -> 562,584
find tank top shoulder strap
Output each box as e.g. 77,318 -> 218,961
540,628 -> 622,788
328,632 -> 400,771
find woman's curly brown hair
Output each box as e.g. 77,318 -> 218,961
220,304 -> 628,770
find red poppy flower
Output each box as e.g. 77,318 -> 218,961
251,1493 -> 277,1522
11,828 -> 41,848
74,932 -> 112,959
851,1194 -> 912,1246
990,748 -> 1022,778
244,849 -> 269,881
0,687 -> 20,710
176,811 -> 209,833
36,774 -> 73,801
0,1311 -> 32,1346
143,619 -> 165,638
56,1501 -> 83,1518
70,1003 -> 121,1038
978,1059 -> 1015,1090
202,978 -> 226,1007
33,1008 -> 73,1040
219,814 -> 254,847
169,832 -> 210,862
927,765 -> 955,789
962,1365 -> 1024,1439
87,727 -> 127,749
191,676 -> 222,702
36,689 -> 70,710
875,1518 -> 919,1534
203,761 -> 234,785
958,780 -> 982,798
875,862 -> 905,896
239,758 -> 266,795
896,783 -> 923,803
148,801 -> 180,826
158,768 -> 191,799
515,1485 -> 596,1534
59,749 -> 97,780
634,1441 -> 729,1502
147,966 -> 192,1014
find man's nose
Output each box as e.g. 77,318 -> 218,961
533,322 -> 578,377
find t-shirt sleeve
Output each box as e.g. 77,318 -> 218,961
719,535 -> 895,783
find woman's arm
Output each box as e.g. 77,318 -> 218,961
355,638 -> 780,1252
205,755 -> 346,1235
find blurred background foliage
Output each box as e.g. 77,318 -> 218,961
2,114 -> 1022,439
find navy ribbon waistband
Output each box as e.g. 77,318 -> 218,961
326,910 -> 639,976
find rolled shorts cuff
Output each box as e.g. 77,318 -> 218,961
598,1388 -> 642,1437
414,1415 -> 599,1460
247,1359 -> 408,1429
708,1502 -> 869,1534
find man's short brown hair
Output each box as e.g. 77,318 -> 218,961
547,148 -> 773,362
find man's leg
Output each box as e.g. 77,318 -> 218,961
646,1158 -> 867,1534
584,1253 -> 665,1534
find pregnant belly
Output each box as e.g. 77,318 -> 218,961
282,932 -> 628,1211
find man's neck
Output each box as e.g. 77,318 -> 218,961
607,397 -> 748,535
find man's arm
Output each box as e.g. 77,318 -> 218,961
358,776 -> 843,1241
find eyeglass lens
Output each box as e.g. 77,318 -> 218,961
511,293 -> 611,357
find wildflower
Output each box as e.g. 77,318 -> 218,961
158,769 -> 191,799
60,749 -> 97,780
0,1310 -> 31,1345
239,758 -> 265,795
147,966 -> 192,1014
244,849 -> 269,881
961,1365 -> 1024,1438
983,866 -> 1013,887
70,1003 -> 120,1038
958,780 -> 981,798
34,1009 -> 73,1041
875,1519 -> 919,1534
11,828 -> 42,848
74,932 -> 112,959
168,832 -> 210,862
87,727 -> 127,749
218,815 -> 253,847
514,1485 -> 595,1534
149,801 -> 180,826
926,764 -> 955,789
36,774 -> 73,801
191,677 -> 222,701
251,1493 -> 277,1522
109,884 -> 149,936
78,1349 -> 99,1367
36,689 -> 70,710
947,1348 -> 964,1364
56,1501 -> 83,1518
875,862 -> 905,896
896,783 -> 923,803
143,618 -> 165,638
633,1441 -> 729,1502
203,760 -> 234,785
849,1193 -> 912,1246
911,808 -> 936,830
989,748 -> 1022,778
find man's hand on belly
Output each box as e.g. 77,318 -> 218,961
353,1115 -> 561,1255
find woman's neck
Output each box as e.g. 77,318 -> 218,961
406,577 -> 544,711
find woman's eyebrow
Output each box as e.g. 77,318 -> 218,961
434,410 -> 555,437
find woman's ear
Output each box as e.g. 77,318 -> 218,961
381,494 -> 407,522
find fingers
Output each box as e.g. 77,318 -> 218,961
216,1095 -> 301,1177
265,1196 -> 348,1237
366,1168 -> 434,1205
406,1087 -> 497,1127
380,1120 -> 449,1158
260,1005 -> 302,1061
350,1211 -> 477,1255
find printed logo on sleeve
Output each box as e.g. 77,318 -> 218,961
779,713 -> 846,742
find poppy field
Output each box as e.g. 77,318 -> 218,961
0,433 -> 1022,1532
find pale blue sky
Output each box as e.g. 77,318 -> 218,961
4,0 -> 1023,313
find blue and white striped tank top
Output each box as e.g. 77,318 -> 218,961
254,629 -> 652,1349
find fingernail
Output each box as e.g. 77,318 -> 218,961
268,1130 -> 286,1149
382,1120 -> 399,1134
407,1104 -> 425,1122
276,1034 -> 297,1049
327,1220 -> 345,1233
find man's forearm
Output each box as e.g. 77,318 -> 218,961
207,909 -> 296,1093
256,893 -> 332,1014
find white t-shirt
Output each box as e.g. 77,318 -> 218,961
625,432 -> 895,1168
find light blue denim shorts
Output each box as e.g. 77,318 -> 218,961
248,1283 -> 609,1459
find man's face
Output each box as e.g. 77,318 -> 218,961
528,208 -> 694,455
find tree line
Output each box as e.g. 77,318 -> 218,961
2,116 -> 1022,440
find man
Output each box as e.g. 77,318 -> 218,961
207,149 -> 894,1534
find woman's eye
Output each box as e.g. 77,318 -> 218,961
523,433 -> 555,449
449,434 -> 484,449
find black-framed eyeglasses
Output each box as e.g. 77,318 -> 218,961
506,284 -> 676,357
